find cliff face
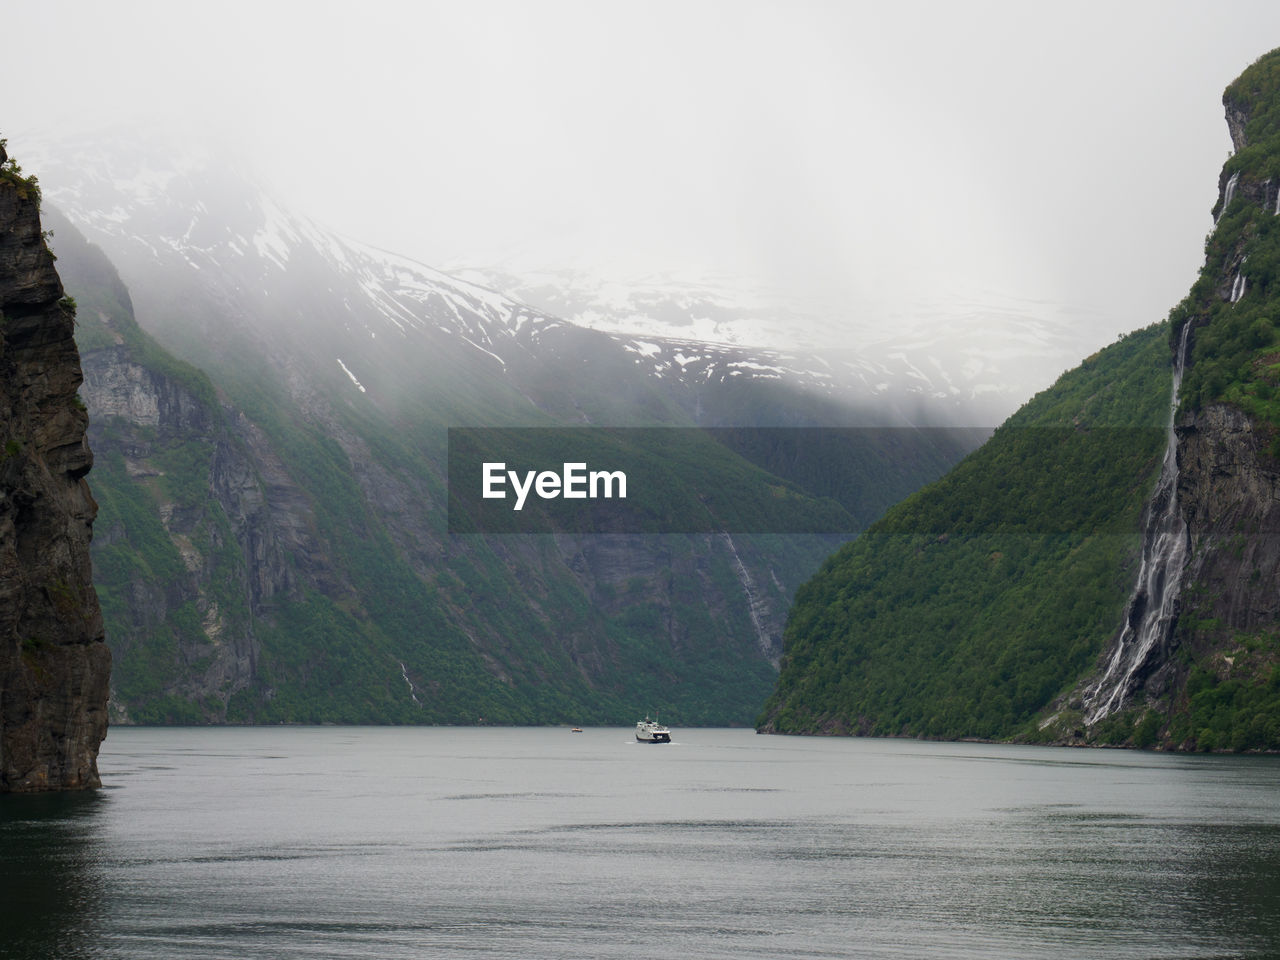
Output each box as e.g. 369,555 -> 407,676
44,206 -> 328,722
0,143 -> 109,790
1176,402 -> 1280,631
1176,57 -> 1280,649
1065,49 -> 1280,750
1139,79 -> 1280,743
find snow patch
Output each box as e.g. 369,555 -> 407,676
625,340 -> 663,358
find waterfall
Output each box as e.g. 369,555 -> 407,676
1218,171 -> 1240,224
719,533 -> 775,660
1230,256 -> 1248,303
1231,270 -> 1247,303
1083,322 -> 1192,725
398,661 -> 421,706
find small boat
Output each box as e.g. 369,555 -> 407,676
571,727 -> 583,733
635,716 -> 671,743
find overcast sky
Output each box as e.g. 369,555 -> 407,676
7,1 -> 1280,355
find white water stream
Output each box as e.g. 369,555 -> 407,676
719,532 -> 775,660
1231,269 -> 1248,303
398,660 -> 421,706
1219,171 -> 1240,223
1084,322 -> 1193,725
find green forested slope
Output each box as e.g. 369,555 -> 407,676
758,323 -> 1172,738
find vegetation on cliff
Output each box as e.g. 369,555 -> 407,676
1187,48 -> 1280,436
758,323 -> 1171,739
0,139 -> 41,204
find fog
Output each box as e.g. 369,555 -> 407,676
7,1 -> 1280,361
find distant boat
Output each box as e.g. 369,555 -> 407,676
635,716 -> 671,743
571,727 -> 583,733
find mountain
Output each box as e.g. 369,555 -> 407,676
29,132 -> 979,726
760,48 -> 1280,751
0,140 -> 107,790
757,323 -> 1171,738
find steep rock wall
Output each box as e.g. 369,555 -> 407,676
1075,52 -> 1280,748
0,144 -> 109,790
1143,402 -> 1280,715
79,333 -> 324,720
1178,403 -> 1280,634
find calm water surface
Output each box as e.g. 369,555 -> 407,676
2,727 -> 1280,959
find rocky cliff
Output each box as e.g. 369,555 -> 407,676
0,141 -> 108,789
1110,51 -> 1280,750
43,206 -> 347,723
1037,51 -> 1280,749
1175,54 -> 1280,644
1174,403 -> 1280,643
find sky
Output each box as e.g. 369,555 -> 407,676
7,0 -> 1280,359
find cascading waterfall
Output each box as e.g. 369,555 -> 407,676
398,661 -> 421,706
1219,171 -> 1240,223
1083,322 -> 1192,725
719,532 -> 774,659
1231,269 -> 1248,303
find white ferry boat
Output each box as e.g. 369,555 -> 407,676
635,716 -> 671,743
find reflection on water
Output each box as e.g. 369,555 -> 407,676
2,729 -> 1279,959
0,791 -> 106,960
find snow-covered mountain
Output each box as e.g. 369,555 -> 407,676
32,135 -> 579,390
451,262 -> 1099,424
27,131 -> 1065,428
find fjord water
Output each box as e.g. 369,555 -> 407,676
3,729 -> 1280,959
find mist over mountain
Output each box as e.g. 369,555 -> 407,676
449,262 -> 1101,426
29,130 -> 984,725
32,132 -> 1012,430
